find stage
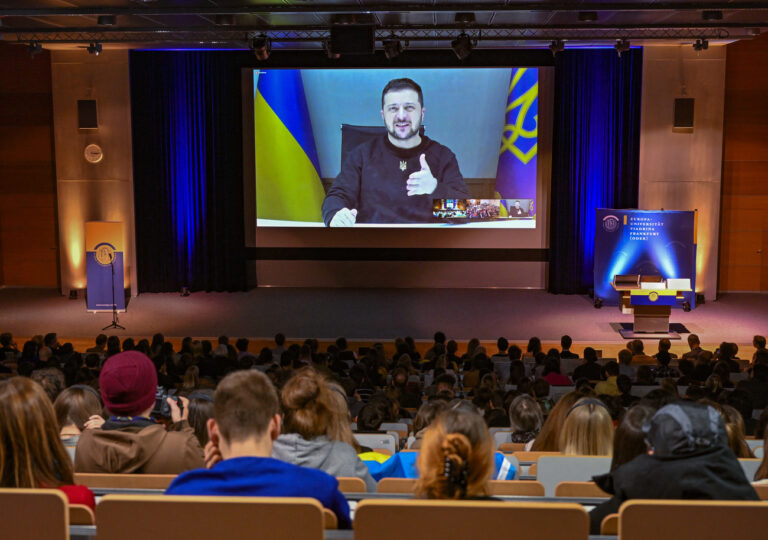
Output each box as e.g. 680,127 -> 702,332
0,288 -> 765,356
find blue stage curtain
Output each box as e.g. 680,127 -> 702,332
130,51 -> 248,292
549,49 -> 642,294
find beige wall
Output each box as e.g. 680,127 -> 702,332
50,50 -> 137,296
638,45 -> 726,302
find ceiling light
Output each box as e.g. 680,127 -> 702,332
693,38 -> 709,51
97,15 -> 117,26
382,37 -> 403,60
87,42 -> 102,55
27,41 -> 42,57
614,39 -> 630,58
250,34 -> 271,61
549,39 -> 565,56
451,33 -> 473,61
578,11 -> 598,22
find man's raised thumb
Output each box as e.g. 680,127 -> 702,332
350,209 -> 358,217
420,153 -> 430,171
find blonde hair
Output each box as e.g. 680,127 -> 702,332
531,391 -> 582,451
415,408 -> 493,499
559,398 -> 614,456
326,381 -> 361,452
1,377 -> 75,488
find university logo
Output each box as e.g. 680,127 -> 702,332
94,243 -> 116,266
602,215 -> 620,233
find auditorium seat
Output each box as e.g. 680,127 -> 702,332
0,488 -> 68,540
753,483 -> 768,500
376,477 -> 544,496
354,433 -> 397,454
69,503 -> 96,525
336,476 -> 367,493
554,481 -> 610,498
739,459 -> 762,481
536,456 -> 612,496
618,500 -> 768,540
95,495 -> 325,540
354,499 -> 589,540
507,451 -> 560,477
600,513 -> 618,535
497,440 -> 527,452
74,473 -> 177,490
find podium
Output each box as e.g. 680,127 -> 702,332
612,275 -> 692,338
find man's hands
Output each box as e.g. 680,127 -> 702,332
83,415 -> 105,430
168,396 -> 189,424
407,154 -> 438,196
329,207 -> 358,227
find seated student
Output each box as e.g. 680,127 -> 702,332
166,370 -> 350,528
559,335 -> 579,359
75,351 -> 204,473
617,349 -> 636,381
559,398 -> 614,456
415,407 -> 495,499
594,361 -> 621,396
0,377 -> 95,509
541,356 -> 573,387
409,400 -> 449,450
272,368 -> 376,491
603,403 -> 655,472
588,401 -> 759,534
508,394 -> 543,449
573,347 -> 603,381
53,385 -> 104,462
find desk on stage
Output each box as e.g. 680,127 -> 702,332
612,275 -> 692,338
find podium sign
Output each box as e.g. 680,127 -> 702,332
594,209 -> 697,308
85,222 -> 125,312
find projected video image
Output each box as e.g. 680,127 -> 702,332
254,68 -> 539,228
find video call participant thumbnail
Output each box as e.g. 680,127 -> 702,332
322,78 -> 470,226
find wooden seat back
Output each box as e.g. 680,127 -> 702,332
354,499 -> 589,540
69,503 -> 96,525
336,476 -> 367,493
753,483 -> 768,500
96,495 -> 325,540
554,481 -> 611,498
0,488 -> 68,540
618,500 -> 768,540
600,513 -> 618,535
74,473 -> 176,490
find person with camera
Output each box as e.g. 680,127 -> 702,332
75,350 -> 204,473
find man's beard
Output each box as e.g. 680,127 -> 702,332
387,119 -> 420,141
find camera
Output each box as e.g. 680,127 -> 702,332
152,386 -> 180,417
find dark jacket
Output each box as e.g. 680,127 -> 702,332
588,402 -> 758,533
75,418 -> 204,474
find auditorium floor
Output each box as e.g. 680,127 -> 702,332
0,288 -> 765,357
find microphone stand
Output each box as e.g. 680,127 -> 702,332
102,252 -> 125,331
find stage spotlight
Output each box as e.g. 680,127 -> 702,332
181,286 -> 190,297
27,41 -> 42,57
549,39 -> 565,57
594,298 -> 603,309
382,37 -> 403,60
693,39 -> 709,51
97,15 -> 117,26
682,300 -> 691,312
250,34 -> 271,61
87,42 -> 102,55
614,39 -> 630,58
702,10 -> 723,21
451,33 -> 473,60
578,11 -> 598,22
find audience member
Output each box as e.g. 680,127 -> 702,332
616,375 -> 640,408
594,361 -> 621,396
605,404 -> 655,471
573,347 -> 602,381
272,368 -> 376,491
53,385 -> 104,461
415,408 -> 494,499
738,360 -> 768,410
75,351 -> 204,473
559,398 -> 614,456
0,377 -> 95,509
628,340 -> 654,364
560,335 -> 578,359
681,334 -> 707,362
186,390 -> 215,448
588,401 -> 758,533
507,394 -> 543,449
531,391 -> 582,451
165,370 -> 350,527
617,349 -> 635,380
541,356 -> 572,386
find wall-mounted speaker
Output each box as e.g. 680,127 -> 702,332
673,97 -> 694,133
78,99 -> 98,129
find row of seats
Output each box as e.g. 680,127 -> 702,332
3,489 -> 768,540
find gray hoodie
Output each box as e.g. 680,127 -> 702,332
272,433 -> 376,492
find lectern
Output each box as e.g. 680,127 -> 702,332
612,275 -> 692,337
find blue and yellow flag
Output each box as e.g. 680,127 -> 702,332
495,68 -> 538,203
255,69 -> 326,222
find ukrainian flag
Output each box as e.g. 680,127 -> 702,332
255,69 -> 326,222
495,68 -> 538,204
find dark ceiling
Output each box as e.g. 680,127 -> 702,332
1,1 -> 767,51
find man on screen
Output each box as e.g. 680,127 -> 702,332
510,200 -> 528,217
322,78 -> 470,226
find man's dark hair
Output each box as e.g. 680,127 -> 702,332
214,370 -> 279,443
275,333 -> 286,346
584,347 -> 598,363
497,337 -> 509,352
94,334 -> 107,347
508,345 -> 522,361
436,373 -> 456,388
335,337 -> 348,351
235,338 -> 249,353
44,333 -> 57,347
561,335 -> 572,350
381,78 -> 423,107
604,360 -> 620,377
218,335 -> 229,345
616,374 -> 632,395
434,331 -> 446,344
357,399 -> 390,432
0,333 -> 12,347
754,335 -> 766,349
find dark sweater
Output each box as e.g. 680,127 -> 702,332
322,134 -> 470,225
